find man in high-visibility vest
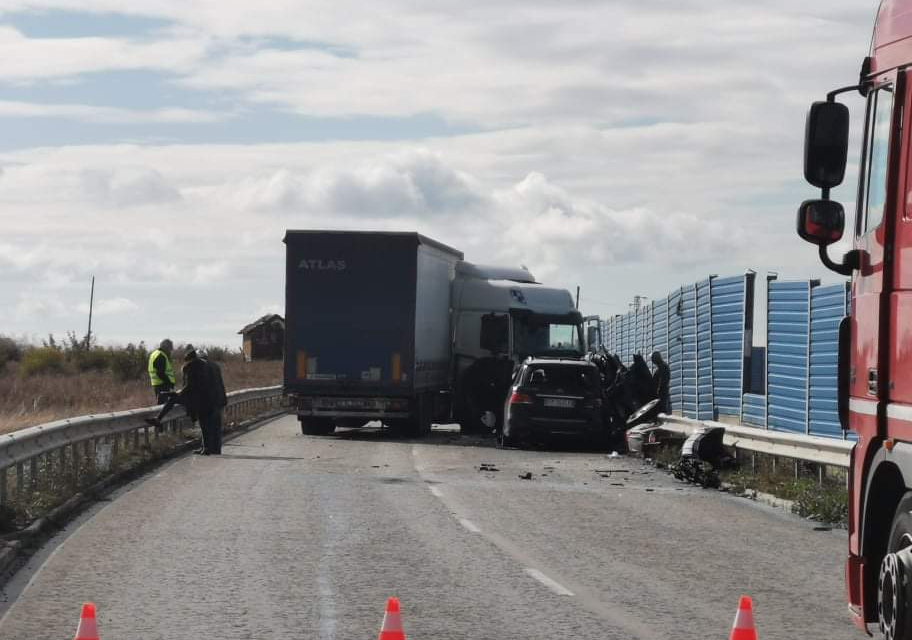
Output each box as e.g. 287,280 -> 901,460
148,339 -> 176,403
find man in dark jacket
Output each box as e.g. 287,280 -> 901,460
178,346 -> 219,455
651,351 -> 672,414
201,353 -> 228,455
630,354 -> 655,406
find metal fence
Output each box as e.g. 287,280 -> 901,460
601,272 -> 756,423
594,273 -> 851,440
0,386 -> 284,511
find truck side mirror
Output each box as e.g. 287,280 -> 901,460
480,314 -> 509,354
804,101 -> 850,189
797,199 -> 845,246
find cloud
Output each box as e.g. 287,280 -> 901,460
0,100 -> 228,123
15,292 -> 71,319
0,26 -> 207,81
79,167 -> 181,206
220,149 -> 483,216
0,164 -> 181,207
75,297 -> 139,315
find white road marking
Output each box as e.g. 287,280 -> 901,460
524,568 -> 575,596
428,485 -> 444,499
459,518 -> 481,533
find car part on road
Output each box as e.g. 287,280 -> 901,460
670,426 -> 738,489
626,423 -> 675,457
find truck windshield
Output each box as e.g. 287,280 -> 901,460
513,315 -> 583,357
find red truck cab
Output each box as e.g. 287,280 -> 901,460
798,1 -> 912,636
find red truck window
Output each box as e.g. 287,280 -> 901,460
862,86 -> 894,234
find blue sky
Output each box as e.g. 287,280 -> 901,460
0,2 -> 871,347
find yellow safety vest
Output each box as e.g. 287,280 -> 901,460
148,349 -> 176,387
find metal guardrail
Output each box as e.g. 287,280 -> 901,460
0,386 -> 284,508
659,414 -> 854,468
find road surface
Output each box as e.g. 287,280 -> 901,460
0,414 -> 854,639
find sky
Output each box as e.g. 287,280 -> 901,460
0,1 -> 875,349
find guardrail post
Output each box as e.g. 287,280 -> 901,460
29,457 -> 38,493
16,463 -> 24,502
58,447 -> 67,489
86,440 -> 95,476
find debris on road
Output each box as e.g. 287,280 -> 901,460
518,472 -> 533,480
478,463 -> 500,472
608,451 -> 620,458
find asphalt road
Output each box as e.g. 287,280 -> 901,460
0,414 -> 854,639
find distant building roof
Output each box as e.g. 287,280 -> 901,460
238,314 -> 284,335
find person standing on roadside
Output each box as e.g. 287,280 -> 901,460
201,351 -> 228,455
178,345 -> 220,455
148,339 -> 176,403
651,351 -> 672,414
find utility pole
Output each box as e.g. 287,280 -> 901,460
630,294 -> 647,312
85,276 -> 95,350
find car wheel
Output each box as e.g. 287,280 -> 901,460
879,493 -> 912,640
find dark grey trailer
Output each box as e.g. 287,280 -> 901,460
283,230 -> 463,437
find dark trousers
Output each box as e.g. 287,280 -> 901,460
199,408 -> 223,454
153,385 -> 173,404
154,392 -> 179,424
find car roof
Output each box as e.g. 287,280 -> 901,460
523,358 -> 596,368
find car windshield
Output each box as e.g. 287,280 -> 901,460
525,365 -> 599,390
514,318 -> 582,357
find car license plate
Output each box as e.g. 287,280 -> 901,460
543,398 -> 575,408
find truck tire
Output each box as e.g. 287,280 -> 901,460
300,418 -> 335,436
879,493 -> 912,640
402,394 -> 432,438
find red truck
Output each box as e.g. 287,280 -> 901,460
798,1 -> 912,636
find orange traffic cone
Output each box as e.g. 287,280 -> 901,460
73,603 -> 99,640
728,595 -> 757,640
378,597 -> 406,640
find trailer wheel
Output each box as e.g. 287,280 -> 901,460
300,418 -> 335,436
879,493 -> 912,640
402,394 -> 432,438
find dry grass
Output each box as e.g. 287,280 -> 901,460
0,359 -> 282,434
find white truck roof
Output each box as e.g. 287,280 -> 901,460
455,261 -> 537,283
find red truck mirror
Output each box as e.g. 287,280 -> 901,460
796,199 -> 845,246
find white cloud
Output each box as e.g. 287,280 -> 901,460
216,149 -> 482,216
0,26 -> 208,81
75,297 -> 139,315
0,100 -> 229,123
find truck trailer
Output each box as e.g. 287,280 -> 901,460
283,231 -> 462,437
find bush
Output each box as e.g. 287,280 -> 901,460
203,345 -> 232,362
0,335 -> 23,373
72,348 -> 110,372
19,347 -> 66,377
108,343 -> 149,381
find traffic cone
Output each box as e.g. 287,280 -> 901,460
73,603 -> 99,640
728,595 -> 757,640
378,597 -> 406,640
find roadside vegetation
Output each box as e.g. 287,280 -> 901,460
651,441 -> 848,526
0,333 -> 282,434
